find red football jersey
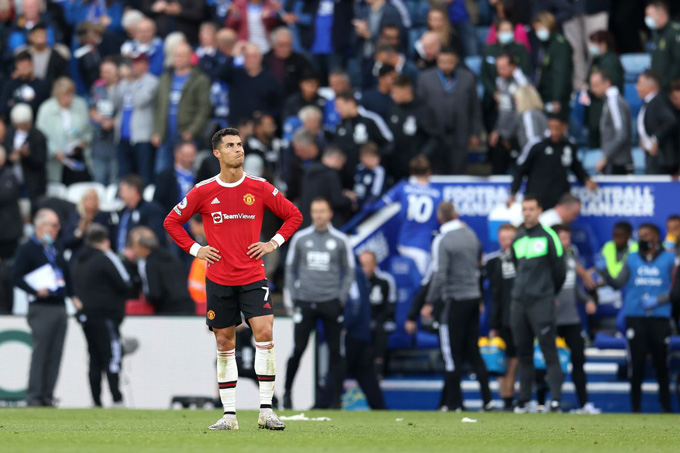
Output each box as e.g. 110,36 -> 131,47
164,172 -> 302,286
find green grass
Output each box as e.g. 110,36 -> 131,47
0,409 -> 678,452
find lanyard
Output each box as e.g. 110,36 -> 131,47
32,235 -> 58,269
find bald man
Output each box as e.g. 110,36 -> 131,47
152,41 -> 211,174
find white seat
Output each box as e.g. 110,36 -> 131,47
46,182 -> 68,199
143,184 -> 155,202
66,182 -> 106,205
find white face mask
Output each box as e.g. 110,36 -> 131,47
645,16 -> 659,30
43,233 -> 54,245
588,43 -> 602,56
536,28 -> 550,42
498,31 -> 514,45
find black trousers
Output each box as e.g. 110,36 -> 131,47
285,299 -> 343,408
625,316 -> 672,413
81,317 -> 123,406
27,303 -> 67,405
438,298 -> 492,410
345,336 -> 387,409
370,322 -> 389,369
512,298 -> 563,405
536,323 -> 587,407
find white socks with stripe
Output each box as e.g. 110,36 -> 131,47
255,341 -> 276,412
217,349 -> 237,415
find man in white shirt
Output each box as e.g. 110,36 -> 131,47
539,193 -> 581,228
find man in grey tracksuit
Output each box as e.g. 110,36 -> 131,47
424,202 -> 492,411
511,196 -> 567,412
590,70 -> 633,175
283,198 -> 355,409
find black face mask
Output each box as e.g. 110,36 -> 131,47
638,240 -> 657,254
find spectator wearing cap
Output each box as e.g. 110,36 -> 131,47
225,0 -> 281,54
216,42 -> 283,127
361,64 -> 396,123
282,69 -> 326,120
3,102 -> 48,204
140,0 -> 204,46
152,41 -> 211,174
113,51 -> 158,187
263,27 -> 314,97
25,22 -> 69,87
120,16 -> 165,76
89,57 -> 120,185
8,0 -> 62,53
0,50 -> 50,120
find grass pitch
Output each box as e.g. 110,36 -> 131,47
0,409 -> 678,452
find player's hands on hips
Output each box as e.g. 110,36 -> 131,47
197,246 -> 221,264
247,241 -> 275,260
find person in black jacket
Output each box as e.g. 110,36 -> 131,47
483,223 -> 518,411
4,103 -> 48,203
72,224 -> 132,407
361,64 -> 395,123
115,174 -> 166,252
263,27 -> 314,98
0,147 -> 22,259
12,208 -> 80,407
153,141 -> 197,215
26,23 -> 69,87
282,69 -> 327,120
333,90 -> 392,188
128,226 -> 194,314
0,50 -> 50,120
300,146 -> 356,228
61,188 -> 115,255
511,196 -> 567,413
508,114 -> 597,210
387,75 -> 438,181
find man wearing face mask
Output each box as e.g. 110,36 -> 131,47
531,12 -> 573,117
646,1 -> 680,92
12,209 -> 81,407
597,223 -> 676,413
480,19 -> 531,133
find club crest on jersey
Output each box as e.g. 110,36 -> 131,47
243,193 -> 255,205
207,310 -> 216,320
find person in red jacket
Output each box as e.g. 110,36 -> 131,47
164,127 -> 302,431
225,0 -> 281,53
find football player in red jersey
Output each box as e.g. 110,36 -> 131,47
164,128 -> 302,430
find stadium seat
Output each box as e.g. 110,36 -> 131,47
66,182 -> 106,205
464,55 -> 482,77
620,53 -> 651,83
46,182 -> 68,199
143,184 -> 155,202
579,148 -> 603,174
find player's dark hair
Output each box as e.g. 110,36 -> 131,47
85,223 -> 110,246
120,174 -> 144,195
211,127 -> 240,150
393,75 -> 413,89
522,194 -> 542,207
613,221 -> 633,236
640,70 -> 661,88
360,141 -> 380,157
336,90 -> 357,103
551,224 -> 570,234
15,50 -> 32,63
409,154 -> 431,177
639,222 -> 661,237
557,193 -> 581,207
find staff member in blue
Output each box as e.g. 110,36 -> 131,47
12,209 -> 81,407
599,223 -> 675,413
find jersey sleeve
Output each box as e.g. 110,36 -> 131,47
163,185 -> 204,256
262,180 -> 303,247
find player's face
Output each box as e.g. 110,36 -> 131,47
498,228 -> 515,251
214,135 -> 244,168
359,252 -> 377,276
522,200 -> 542,226
311,201 -> 333,229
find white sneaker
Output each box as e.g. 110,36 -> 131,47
580,402 -> 601,415
258,410 -> 285,430
209,414 -> 239,430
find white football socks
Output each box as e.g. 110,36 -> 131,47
255,341 -> 276,411
217,349 -> 237,415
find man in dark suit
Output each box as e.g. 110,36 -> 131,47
635,70 -> 678,174
128,226 -> 194,314
4,103 -> 47,204
115,174 -> 166,252
153,141 -> 197,215
0,50 -> 50,120
416,46 -> 481,175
